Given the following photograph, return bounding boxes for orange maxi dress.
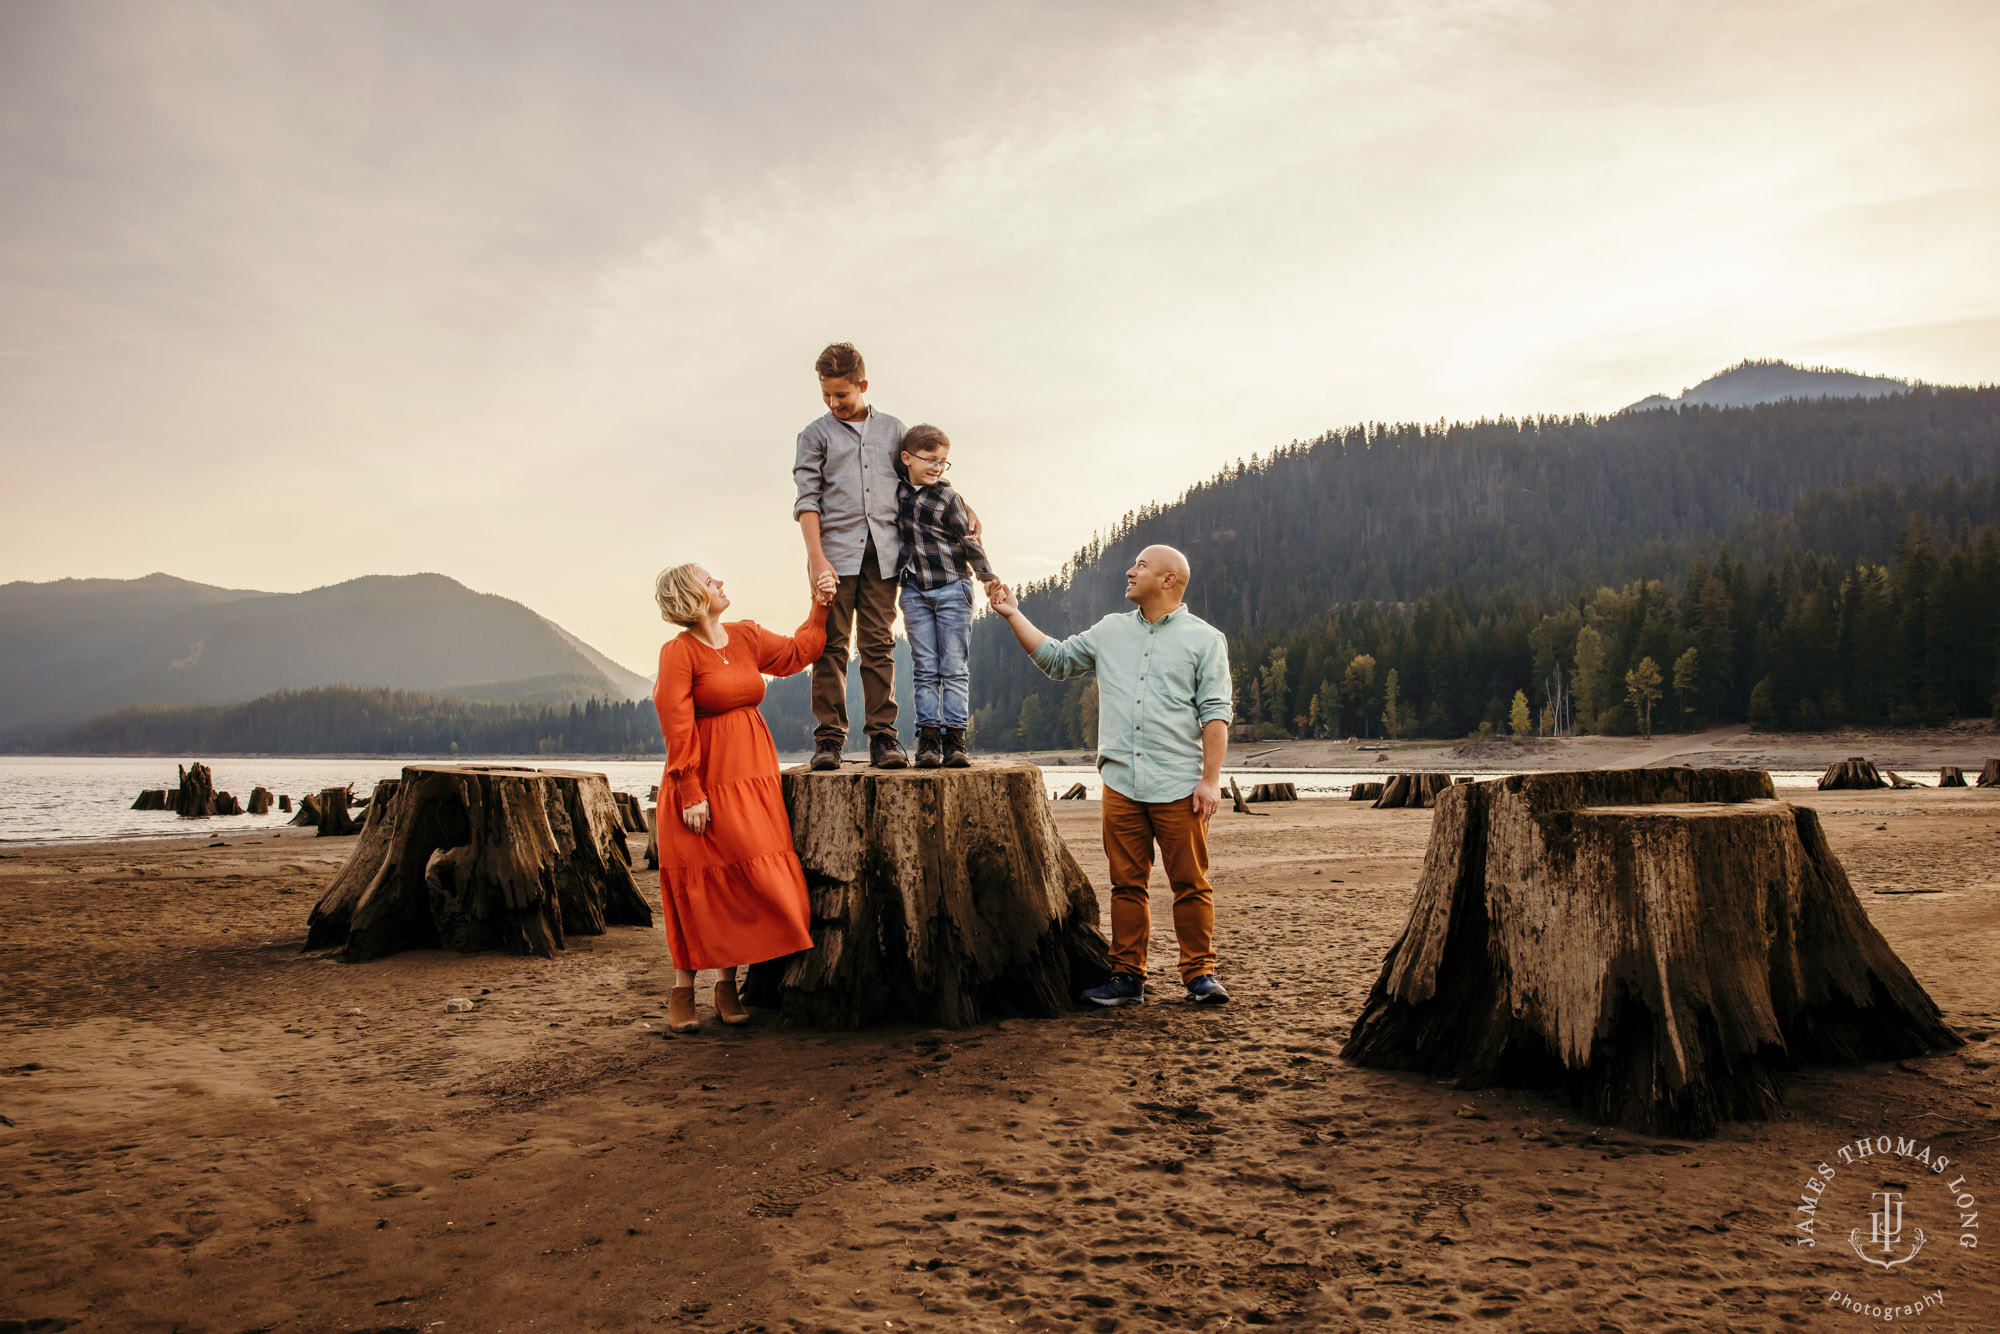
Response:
[651,607,827,971]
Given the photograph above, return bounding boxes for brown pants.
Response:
[1101,785,1216,983]
[812,541,900,746]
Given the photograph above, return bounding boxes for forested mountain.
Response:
[55,686,662,756]
[1622,358,1910,413]
[0,572,650,742]
[967,385,2000,747]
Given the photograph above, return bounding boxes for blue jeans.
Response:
[900,579,974,729]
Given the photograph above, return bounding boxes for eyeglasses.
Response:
[905,455,951,473]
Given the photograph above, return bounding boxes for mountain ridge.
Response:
[1621,358,1910,413]
[0,571,650,742]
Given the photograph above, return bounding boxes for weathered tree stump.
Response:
[1349,781,1384,802]
[1342,768,1962,1137]
[612,791,650,834]
[246,787,274,815]
[1057,782,1088,800]
[1818,756,1886,790]
[212,791,244,816]
[1884,770,1919,790]
[643,806,658,870]
[1978,759,2000,788]
[278,794,293,812]
[311,786,359,837]
[1938,766,1967,787]
[1226,777,1265,816]
[742,763,1112,1029]
[1246,782,1297,802]
[303,765,652,961]
[1374,773,1452,808]
[131,789,170,811]
[174,763,216,818]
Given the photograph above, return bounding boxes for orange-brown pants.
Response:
[1101,785,1215,983]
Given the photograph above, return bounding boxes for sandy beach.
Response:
[3,781,1998,1332]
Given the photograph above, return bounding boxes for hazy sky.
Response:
[4,0,1997,673]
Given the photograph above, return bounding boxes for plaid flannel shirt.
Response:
[896,480,995,590]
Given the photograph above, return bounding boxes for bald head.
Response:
[1124,544,1192,615]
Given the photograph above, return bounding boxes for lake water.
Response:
[0,755,1830,846]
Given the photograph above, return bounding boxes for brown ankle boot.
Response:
[666,985,700,1033]
[713,978,750,1026]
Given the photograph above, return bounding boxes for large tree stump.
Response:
[312,786,359,836]
[1818,756,1887,790]
[1938,766,1967,787]
[303,765,652,961]
[1342,768,1961,1136]
[743,763,1111,1029]
[1374,773,1452,808]
[174,763,216,818]
[1978,759,2000,788]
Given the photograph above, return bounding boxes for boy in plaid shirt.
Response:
[896,424,998,768]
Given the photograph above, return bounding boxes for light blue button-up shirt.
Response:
[1030,605,1233,804]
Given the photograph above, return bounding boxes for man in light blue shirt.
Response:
[989,545,1234,1007]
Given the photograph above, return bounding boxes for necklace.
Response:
[693,627,730,663]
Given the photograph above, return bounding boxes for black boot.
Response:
[810,737,844,771]
[870,732,910,770]
[942,726,971,768]
[914,726,944,769]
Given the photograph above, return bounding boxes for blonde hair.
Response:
[654,563,709,627]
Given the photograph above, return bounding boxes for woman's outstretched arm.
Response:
[746,603,830,678]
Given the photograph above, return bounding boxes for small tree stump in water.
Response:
[131,789,170,811]
[742,763,1112,1029]
[313,787,359,837]
[1938,766,1966,788]
[174,763,216,818]
[1341,768,1961,1137]
[1818,756,1887,790]
[1349,781,1384,802]
[304,764,652,961]
[1374,773,1452,809]
[212,791,244,816]
[247,787,274,815]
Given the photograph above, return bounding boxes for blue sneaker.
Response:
[1082,973,1146,1007]
[1185,974,1230,1005]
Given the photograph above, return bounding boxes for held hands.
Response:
[1190,779,1222,821]
[808,559,837,606]
[680,800,711,836]
[985,580,1017,617]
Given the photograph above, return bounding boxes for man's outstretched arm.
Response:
[986,581,1047,655]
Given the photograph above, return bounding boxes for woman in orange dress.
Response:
[651,561,831,1033]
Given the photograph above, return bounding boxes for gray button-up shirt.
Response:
[792,409,907,577]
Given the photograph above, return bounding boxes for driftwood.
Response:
[1373,773,1453,809]
[304,765,652,961]
[1245,782,1298,802]
[1057,782,1088,800]
[246,787,274,815]
[1884,770,1919,790]
[742,764,1111,1028]
[174,763,216,818]
[1817,756,1886,790]
[1226,777,1265,816]
[1349,781,1384,802]
[1938,766,1967,788]
[1342,768,1962,1136]
[1979,759,2000,788]
[131,789,170,811]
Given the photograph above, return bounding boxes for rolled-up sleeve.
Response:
[792,426,824,518]
[1194,633,1234,727]
[1030,625,1099,681]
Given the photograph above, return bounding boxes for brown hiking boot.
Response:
[810,738,844,771]
[713,978,749,1026]
[914,726,944,769]
[870,733,909,770]
[942,726,971,768]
